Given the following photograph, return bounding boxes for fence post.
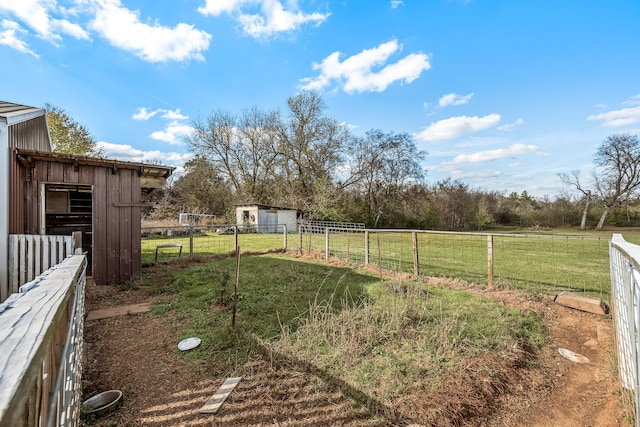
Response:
[298,225,303,252]
[234,225,239,254]
[189,226,194,258]
[365,230,370,266]
[283,224,287,250]
[325,228,330,260]
[412,231,419,276]
[72,231,82,254]
[487,234,494,288]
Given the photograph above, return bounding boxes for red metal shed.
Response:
[10,150,173,285]
[1,100,173,294]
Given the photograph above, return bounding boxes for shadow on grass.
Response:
[254,340,408,425]
[144,254,381,363]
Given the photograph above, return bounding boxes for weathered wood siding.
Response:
[13,159,142,285]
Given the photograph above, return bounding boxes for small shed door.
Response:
[41,183,93,273]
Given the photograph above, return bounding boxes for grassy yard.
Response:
[141,225,640,300]
[137,253,547,423]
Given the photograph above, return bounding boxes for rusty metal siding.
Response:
[8,116,51,152]
[12,158,144,285]
[92,166,107,284]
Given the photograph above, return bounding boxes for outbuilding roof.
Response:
[235,204,300,212]
[15,149,174,191]
[0,101,46,126]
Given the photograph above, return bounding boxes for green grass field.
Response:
[139,254,547,424]
[141,226,640,300]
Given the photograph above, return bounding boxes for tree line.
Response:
[44,96,640,231]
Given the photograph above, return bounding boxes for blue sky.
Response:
[1,0,639,198]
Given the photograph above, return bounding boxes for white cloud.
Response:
[133,106,193,144]
[390,1,404,8]
[0,0,212,62]
[438,92,473,107]
[198,0,329,38]
[161,109,188,120]
[0,19,39,57]
[133,107,187,121]
[239,1,328,38]
[150,120,194,144]
[96,141,193,165]
[0,0,89,50]
[622,94,640,107]
[300,39,431,94]
[414,114,501,141]
[52,18,88,40]
[447,143,539,164]
[133,107,159,120]
[497,118,524,131]
[198,0,248,16]
[450,169,501,180]
[587,106,640,128]
[89,0,211,62]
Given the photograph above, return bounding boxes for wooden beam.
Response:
[113,202,155,208]
[199,377,242,414]
[140,176,167,189]
[14,149,174,177]
[554,291,610,315]
[85,303,151,321]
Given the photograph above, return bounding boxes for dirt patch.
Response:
[82,256,629,426]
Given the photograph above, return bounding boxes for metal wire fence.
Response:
[323,229,611,299]
[141,224,289,265]
[141,225,611,299]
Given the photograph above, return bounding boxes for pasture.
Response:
[141,226,633,300]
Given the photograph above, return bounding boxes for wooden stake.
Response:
[232,247,240,327]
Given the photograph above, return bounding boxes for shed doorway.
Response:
[42,183,93,274]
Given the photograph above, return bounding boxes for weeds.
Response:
[141,254,548,424]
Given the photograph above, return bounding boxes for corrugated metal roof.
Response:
[0,101,45,125]
[15,149,175,178]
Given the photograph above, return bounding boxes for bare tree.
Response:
[558,170,592,230]
[187,92,351,215]
[592,133,640,230]
[348,129,426,227]
[188,107,279,203]
[275,91,351,213]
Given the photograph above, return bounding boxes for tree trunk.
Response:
[580,191,591,230]
[595,206,610,231]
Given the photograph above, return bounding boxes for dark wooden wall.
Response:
[11,158,143,285]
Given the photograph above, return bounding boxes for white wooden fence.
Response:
[0,255,87,427]
[5,234,76,301]
[609,234,640,427]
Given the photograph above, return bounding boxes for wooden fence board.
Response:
[0,255,85,427]
[199,377,242,414]
[5,235,75,301]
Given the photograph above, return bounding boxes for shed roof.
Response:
[0,101,46,126]
[235,203,299,211]
[15,149,174,190]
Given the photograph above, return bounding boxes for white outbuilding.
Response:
[235,204,301,233]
